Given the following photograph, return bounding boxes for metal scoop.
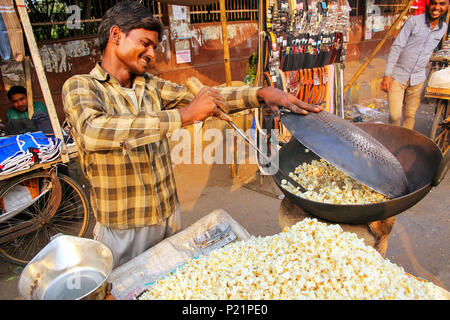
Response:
[280,111,409,198]
[185,77,307,193]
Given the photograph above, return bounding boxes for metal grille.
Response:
[371,0,411,15]
[189,0,258,23]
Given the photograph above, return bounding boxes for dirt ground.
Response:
[0,59,448,299]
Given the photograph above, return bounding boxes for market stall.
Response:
[257,0,351,115]
[13,0,450,301]
[243,0,351,196]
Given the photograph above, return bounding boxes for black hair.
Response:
[7,85,27,101]
[98,1,164,53]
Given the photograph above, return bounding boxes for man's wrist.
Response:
[178,107,194,127]
[256,87,269,103]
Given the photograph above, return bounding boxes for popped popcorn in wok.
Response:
[138,219,446,300]
[281,158,389,204]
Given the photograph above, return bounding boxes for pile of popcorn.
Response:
[281,158,389,204]
[138,219,445,300]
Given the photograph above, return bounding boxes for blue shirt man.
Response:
[380,0,448,130]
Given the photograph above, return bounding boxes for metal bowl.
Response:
[18,234,113,300]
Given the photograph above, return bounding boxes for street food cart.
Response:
[11,0,450,301]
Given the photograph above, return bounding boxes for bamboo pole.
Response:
[23,56,33,119]
[443,9,450,43]
[256,0,264,86]
[14,0,69,163]
[343,0,414,95]
[220,0,232,85]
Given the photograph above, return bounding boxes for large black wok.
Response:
[272,123,448,224]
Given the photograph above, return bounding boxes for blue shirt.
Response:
[384,14,448,86]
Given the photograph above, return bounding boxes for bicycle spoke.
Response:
[0,172,90,265]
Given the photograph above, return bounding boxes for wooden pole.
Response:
[343,0,414,95]
[256,0,264,86]
[23,56,33,119]
[443,9,450,43]
[14,0,69,163]
[219,0,232,85]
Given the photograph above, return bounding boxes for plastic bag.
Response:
[108,209,251,300]
[428,67,450,89]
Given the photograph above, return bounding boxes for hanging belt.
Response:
[318,67,325,104]
[319,66,329,104]
[320,66,327,105]
[310,67,320,104]
[304,68,313,103]
[263,72,274,87]
[315,67,323,104]
[297,68,305,101]
[275,73,284,91]
[313,67,322,104]
[279,70,287,92]
[263,34,271,72]
[291,70,299,95]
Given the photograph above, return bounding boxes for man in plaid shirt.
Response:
[63,1,321,267]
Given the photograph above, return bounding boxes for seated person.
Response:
[5,86,52,136]
[6,85,48,121]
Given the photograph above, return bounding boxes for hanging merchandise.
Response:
[255,0,350,176]
[0,13,12,61]
[261,0,350,110]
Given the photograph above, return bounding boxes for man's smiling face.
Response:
[428,0,449,20]
[115,28,159,75]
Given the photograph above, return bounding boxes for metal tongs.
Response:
[185,77,307,193]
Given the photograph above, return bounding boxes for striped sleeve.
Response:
[214,85,263,111]
[62,75,182,152]
[150,75,263,113]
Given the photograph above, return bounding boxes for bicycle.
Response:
[426,56,449,156]
[0,145,91,266]
[430,98,449,156]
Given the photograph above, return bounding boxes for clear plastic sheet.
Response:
[108,209,250,300]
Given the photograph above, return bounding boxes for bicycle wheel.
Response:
[0,171,90,265]
[430,100,449,155]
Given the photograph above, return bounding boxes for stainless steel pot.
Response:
[18,234,113,300]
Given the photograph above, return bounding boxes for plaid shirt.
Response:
[62,63,262,229]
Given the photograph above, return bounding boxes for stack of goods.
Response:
[0,132,62,175]
[281,158,389,204]
[433,39,450,59]
[262,0,350,115]
[138,218,446,299]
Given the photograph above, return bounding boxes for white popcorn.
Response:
[280,159,389,204]
[138,219,445,300]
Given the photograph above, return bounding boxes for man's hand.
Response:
[179,87,230,126]
[256,87,322,122]
[380,76,392,93]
